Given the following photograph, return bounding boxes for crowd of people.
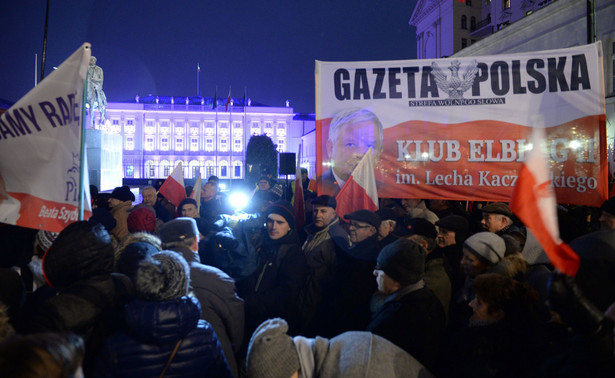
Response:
[1,173,615,377]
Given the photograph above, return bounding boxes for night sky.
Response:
[0,1,418,114]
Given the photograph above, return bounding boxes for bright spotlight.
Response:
[229,192,249,210]
[219,183,227,191]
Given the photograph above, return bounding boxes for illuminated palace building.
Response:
[99,96,304,181]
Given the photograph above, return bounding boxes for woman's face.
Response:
[461,249,490,278]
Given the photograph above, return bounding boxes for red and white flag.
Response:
[159,161,186,207]
[0,43,92,232]
[294,146,305,231]
[190,172,202,211]
[510,128,580,276]
[335,148,379,219]
[225,87,232,112]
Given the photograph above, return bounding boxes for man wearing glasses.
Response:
[316,209,382,337]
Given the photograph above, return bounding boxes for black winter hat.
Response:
[436,215,469,244]
[266,200,296,230]
[396,216,437,239]
[110,185,135,202]
[344,209,381,228]
[116,241,159,280]
[43,221,114,288]
[377,238,425,285]
[600,197,615,217]
[482,202,513,218]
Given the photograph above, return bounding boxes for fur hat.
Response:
[464,232,506,266]
[247,318,300,378]
[482,202,513,218]
[35,230,59,251]
[110,185,135,202]
[127,207,156,233]
[266,200,296,230]
[135,251,190,301]
[159,217,199,243]
[43,221,114,288]
[344,209,381,228]
[377,238,425,285]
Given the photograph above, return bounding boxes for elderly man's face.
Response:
[437,227,456,248]
[348,220,376,244]
[313,205,336,228]
[481,213,507,233]
[142,188,157,206]
[327,121,382,182]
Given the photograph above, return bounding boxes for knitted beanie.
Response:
[134,250,190,301]
[377,238,425,285]
[127,207,157,233]
[35,230,59,251]
[266,200,296,230]
[464,232,506,265]
[247,318,300,378]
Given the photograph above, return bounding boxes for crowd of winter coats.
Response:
[1,180,615,377]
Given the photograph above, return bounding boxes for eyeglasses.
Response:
[349,222,372,230]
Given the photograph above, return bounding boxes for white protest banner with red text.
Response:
[316,42,607,206]
[0,43,92,232]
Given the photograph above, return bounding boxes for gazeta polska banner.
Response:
[315,42,607,207]
[0,43,92,232]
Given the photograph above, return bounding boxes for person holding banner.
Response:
[319,108,383,195]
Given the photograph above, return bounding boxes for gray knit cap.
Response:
[247,318,300,378]
[463,232,506,265]
[134,250,190,301]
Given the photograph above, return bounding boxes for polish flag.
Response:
[335,148,379,219]
[190,172,202,212]
[159,161,187,207]
[225,87,232,112]
[294,146,305,231]
[510,128,580,276]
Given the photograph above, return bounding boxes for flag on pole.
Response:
[213,86,218,110]
[510,128,580,276]
[190,172,202,212]
[335,148,379,219]
[159,161,187,207]
[197,63,201,72]
[225,87,231,112]
[294,146,305,231]
[0,43,92,232]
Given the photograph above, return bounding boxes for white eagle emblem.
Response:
[431,60,479,99]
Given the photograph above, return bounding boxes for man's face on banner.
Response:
[327,120,382,182]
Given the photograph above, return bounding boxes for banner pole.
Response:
[78,65,89,221]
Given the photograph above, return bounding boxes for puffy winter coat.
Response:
[94,296,231,377]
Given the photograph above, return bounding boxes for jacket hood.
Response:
[43,221,114,288]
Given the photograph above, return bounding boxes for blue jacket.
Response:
[94,296,231,377]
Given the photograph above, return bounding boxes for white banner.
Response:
[0,43,92,232]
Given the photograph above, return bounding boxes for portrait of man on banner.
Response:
[319,107,383,195]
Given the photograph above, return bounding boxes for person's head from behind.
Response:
[326,108,383,183]
[311,195,337,228]
[178,198,199,218]
[374,238,425,295]
[247,318,300,378]
[599,198,615,231]
[160,217,200,252]
[141,186,157,206]
[469,273,539,325]
[0,332,85,378]
[134,251,190,302]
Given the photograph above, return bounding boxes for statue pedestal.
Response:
[85,129,123,191]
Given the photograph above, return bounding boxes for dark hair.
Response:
[472,273,539,323]
[0,332,85,378]
[178,198,198,214]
